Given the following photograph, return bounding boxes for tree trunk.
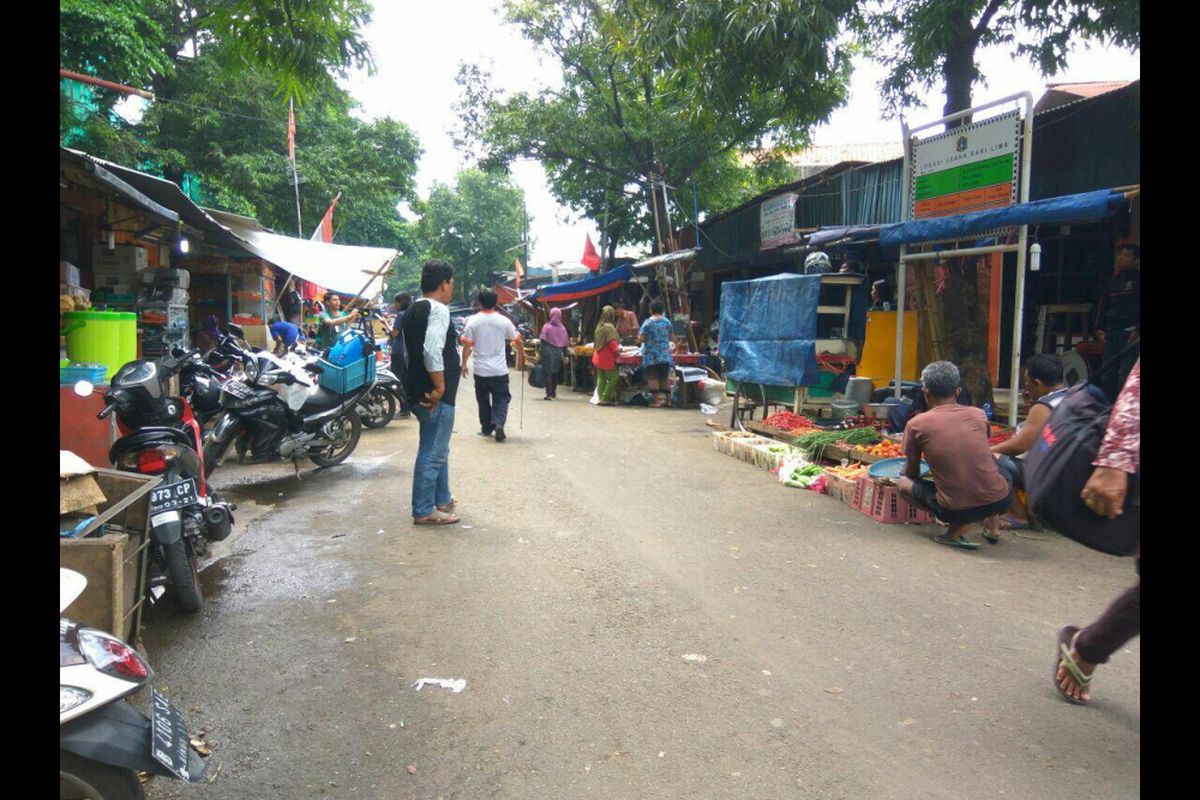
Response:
[934,12,992,406]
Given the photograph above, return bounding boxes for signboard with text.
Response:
[910,110,1020,219]
[759,192,798,250]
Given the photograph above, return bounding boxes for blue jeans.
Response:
[411,403,454,517]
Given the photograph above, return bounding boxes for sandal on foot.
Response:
[413,510,460,526]
[934,533,980,550]
[1054,625,1091,705]
[999,514,1032,531]
[437,497,456,513]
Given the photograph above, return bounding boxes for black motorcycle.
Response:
[98,350,237,612]
[202,341,371,478]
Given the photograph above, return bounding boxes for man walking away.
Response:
[399,261,461,525]
[388,292,413,419]
[461,289,522,442]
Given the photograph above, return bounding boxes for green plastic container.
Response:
[63,310,136,380]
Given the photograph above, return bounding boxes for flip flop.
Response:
[999,514,1032,530]
[413,510,460,526]
[934,533,980,550]
[1054,625,1091,705]
[981,520,1000,544]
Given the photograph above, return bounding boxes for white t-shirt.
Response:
[461,311,518,377]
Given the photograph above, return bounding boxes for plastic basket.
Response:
[317,355,376,393]
[60,363,108,386]
[854,477,936,525]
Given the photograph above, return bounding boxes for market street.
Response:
[141,375,1140,800]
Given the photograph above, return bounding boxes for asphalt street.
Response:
[141,373,1140,799]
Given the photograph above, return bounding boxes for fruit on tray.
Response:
[855,440,904,458]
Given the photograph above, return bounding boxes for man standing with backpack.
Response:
[399,261,461,525]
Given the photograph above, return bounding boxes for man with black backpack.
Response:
[1054,358,1140,705]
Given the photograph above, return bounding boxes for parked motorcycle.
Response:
[77,350,236,613]
[201,344,370,478]
[291,331,397,430]
[60,568,206,799]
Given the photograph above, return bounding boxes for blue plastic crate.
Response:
[317,355,376,393]
[60,363,108,386]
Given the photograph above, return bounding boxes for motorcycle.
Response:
[201,340,371,478]
[60,568,207,799]
[292,328,397,430]
[77,350,236,613]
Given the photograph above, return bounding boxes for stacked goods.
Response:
[854,439,904,459]
[761,411,819,432]
[841,415,889,431]
[137,268,191,357]
[92,245,149,308]
[752,442,805,471]
[792,428,880,462]
[823,463,869,503]
[712,431,773,462]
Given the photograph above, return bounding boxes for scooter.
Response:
[201,342,370,479]
[60,568,206,799]
[290,338,397,430]
[77,350,236,613]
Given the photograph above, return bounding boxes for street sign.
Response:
[910,109,1020,219]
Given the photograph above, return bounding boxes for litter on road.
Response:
[412,678,467,693]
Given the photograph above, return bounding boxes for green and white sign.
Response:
[910,110,1020,219]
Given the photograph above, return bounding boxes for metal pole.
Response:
[894,245,907,398]
[1009,226,1029,427]
[290,98,303,237]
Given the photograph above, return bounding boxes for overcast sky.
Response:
[342,2,1140,266]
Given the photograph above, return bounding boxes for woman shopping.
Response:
[538,307,570,400]
[592,306,621,406]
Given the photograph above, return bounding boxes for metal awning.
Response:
[62,149,179,227]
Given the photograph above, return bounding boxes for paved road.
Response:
[143,374,1139,799]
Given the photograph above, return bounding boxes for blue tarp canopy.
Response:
[880,189,1126,246]
[719,273,823,387]
[534,264,631,304]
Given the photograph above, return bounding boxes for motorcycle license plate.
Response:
[149,687,195,781]
[222,379,254,399]
[149,479,198,513]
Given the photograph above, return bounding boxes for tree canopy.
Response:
[455,0,851,257]
[402,169,527,301]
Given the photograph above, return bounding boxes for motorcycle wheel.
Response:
[311,410,362,468]
[361,386,397,429]
[164,538,203,612]
[59,751,145,800]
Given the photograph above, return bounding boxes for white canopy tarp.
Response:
[205,209,395,297]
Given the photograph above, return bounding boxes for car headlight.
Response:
[60,686,92,714]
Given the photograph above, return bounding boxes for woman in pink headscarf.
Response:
[538,307,570,400]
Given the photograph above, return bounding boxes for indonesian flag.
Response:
[310,192,342,243]
[287,99,296,162]
[582,233,601,271]
[514,257,525,288]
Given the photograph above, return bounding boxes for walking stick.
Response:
[520,352,525,430]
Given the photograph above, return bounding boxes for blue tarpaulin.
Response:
[880,189,1125,246]
[534,264,631,304]
[719,273,823,387]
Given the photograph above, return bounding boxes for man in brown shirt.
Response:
[898,361,1013,550]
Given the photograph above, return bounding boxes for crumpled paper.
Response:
[411,678,466,693]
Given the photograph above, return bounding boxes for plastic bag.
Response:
[779,454,823,488]
[699,403,719,415]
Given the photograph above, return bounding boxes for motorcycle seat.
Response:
[301,386,347,414]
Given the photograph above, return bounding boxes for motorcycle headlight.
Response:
[60,685,92,714]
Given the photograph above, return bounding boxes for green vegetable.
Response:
[791,428,881,462]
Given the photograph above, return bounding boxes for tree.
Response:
[416,169,528,301]
[455,0,851,259]
[851,0,1139,403]
[60,0,375,107]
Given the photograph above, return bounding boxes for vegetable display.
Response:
[783,463,824,488]
[761,411,819,432]
[791,428,880,461]
[855,440,904,459]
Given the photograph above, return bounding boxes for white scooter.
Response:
[60,568,206,799]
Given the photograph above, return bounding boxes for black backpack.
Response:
[1024,349,1139,556]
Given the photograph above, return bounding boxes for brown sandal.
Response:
[413,510,460,525]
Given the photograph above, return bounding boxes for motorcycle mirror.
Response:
[73,380,95,398]
[226,322,246,339]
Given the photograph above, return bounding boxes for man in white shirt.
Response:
[461,289,522,442]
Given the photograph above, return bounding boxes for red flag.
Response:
[582,233,601,271]
[287,99,296,162]
[310,192,342,242]
[514,257,525,289]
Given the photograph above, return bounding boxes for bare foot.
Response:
[1056,631,1095,703]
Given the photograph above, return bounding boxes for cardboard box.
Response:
[60,260,81,286]
[92,245,149,274]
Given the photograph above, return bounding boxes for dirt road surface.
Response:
[142,375,1139,799]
